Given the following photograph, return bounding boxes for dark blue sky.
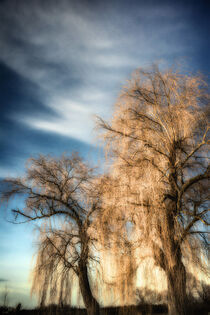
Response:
[0,0,209,308]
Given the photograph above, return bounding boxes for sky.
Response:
[0,0,209,308]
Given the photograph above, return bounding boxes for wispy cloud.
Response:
[0,0,197,144]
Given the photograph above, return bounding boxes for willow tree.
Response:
[95,174,139,306]
[99,65,209,315]
[1,154,100,315]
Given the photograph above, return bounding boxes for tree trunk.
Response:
[166,260,188,315]
[161,198,188,315]
[78,261,100,315]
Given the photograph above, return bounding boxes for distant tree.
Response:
[15,302,22,313]
[1,285,9,307]
[1,154,100,315]
[99,65,209,315]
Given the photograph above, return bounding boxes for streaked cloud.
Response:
[0,0,201,145]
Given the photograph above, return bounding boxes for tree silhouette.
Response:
[1,153,100,315]
[99,65,209,315]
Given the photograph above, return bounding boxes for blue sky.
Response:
[0,0,209,308]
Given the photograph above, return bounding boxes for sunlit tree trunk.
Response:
[78,261,100,315]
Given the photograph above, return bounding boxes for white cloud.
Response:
[0,0,194,143]
[16,90,113,144]
[23,101,94,144]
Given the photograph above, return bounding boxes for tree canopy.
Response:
[1,153,100,314]
[98,65,209,315]
[1,65,209,315]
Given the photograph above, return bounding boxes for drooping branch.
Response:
[179,209,209,243]
[179,127,209,169]
[179,168,210,200]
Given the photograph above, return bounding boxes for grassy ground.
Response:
[0,302,209,315]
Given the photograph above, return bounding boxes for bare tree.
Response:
[1,153,100,315]
[98,65,209,315]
